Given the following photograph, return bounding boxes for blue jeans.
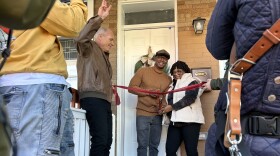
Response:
[136,115,162,156]
[0,84,74,156]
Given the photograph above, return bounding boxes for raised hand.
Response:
[98,0,112,20]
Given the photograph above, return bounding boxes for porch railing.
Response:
[72,108,116,156]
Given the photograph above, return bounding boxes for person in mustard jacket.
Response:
[0,1,88,155]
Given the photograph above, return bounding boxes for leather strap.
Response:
[231,19,280,74]
[225,19,280,149]
[228,80,242,135]
[224,79,242,148]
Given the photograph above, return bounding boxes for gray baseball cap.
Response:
[155,49,170,60]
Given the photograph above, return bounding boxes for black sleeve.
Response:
[172,81,199,111]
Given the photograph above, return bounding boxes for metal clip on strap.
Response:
[227,130,242,156]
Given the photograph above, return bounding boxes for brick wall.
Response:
[177,0,217,155]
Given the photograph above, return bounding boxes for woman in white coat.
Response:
[161,61,204,156]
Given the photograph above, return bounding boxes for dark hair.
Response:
[170,61,191,75]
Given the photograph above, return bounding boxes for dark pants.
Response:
[80,97,112,156]
[166,123,201,156]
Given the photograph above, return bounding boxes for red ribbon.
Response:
[0,25,10,34]
[112,86,121,105]
[112,82,206,105]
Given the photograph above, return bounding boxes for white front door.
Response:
[123,27,176,156]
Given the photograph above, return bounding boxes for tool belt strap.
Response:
[231,19,280,74]
[225,19,280,147]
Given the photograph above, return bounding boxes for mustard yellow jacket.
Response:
[0,0,88,78]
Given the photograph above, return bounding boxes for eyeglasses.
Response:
[156,56,168,61]
[172,69,184,75]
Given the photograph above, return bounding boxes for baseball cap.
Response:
[155,49,170,60]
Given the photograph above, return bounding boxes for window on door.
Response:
[125,9,174,25]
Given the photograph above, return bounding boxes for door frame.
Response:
[117,0,178,155]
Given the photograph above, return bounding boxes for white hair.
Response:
[93,27,110,41]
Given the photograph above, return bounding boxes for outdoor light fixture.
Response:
[192,17,206,34]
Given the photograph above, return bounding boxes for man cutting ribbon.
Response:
[128,49,172,156]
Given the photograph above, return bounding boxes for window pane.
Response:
[60,38,77,60]
[125,9,174,25]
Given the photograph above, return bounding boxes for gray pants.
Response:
[136,115,162,156]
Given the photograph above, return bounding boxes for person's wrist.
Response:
[97,14,105,20]
[100,15,106,20]
[168,105,172,112]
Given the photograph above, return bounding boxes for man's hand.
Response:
[98,0,112,20]
[202,79,212,91]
